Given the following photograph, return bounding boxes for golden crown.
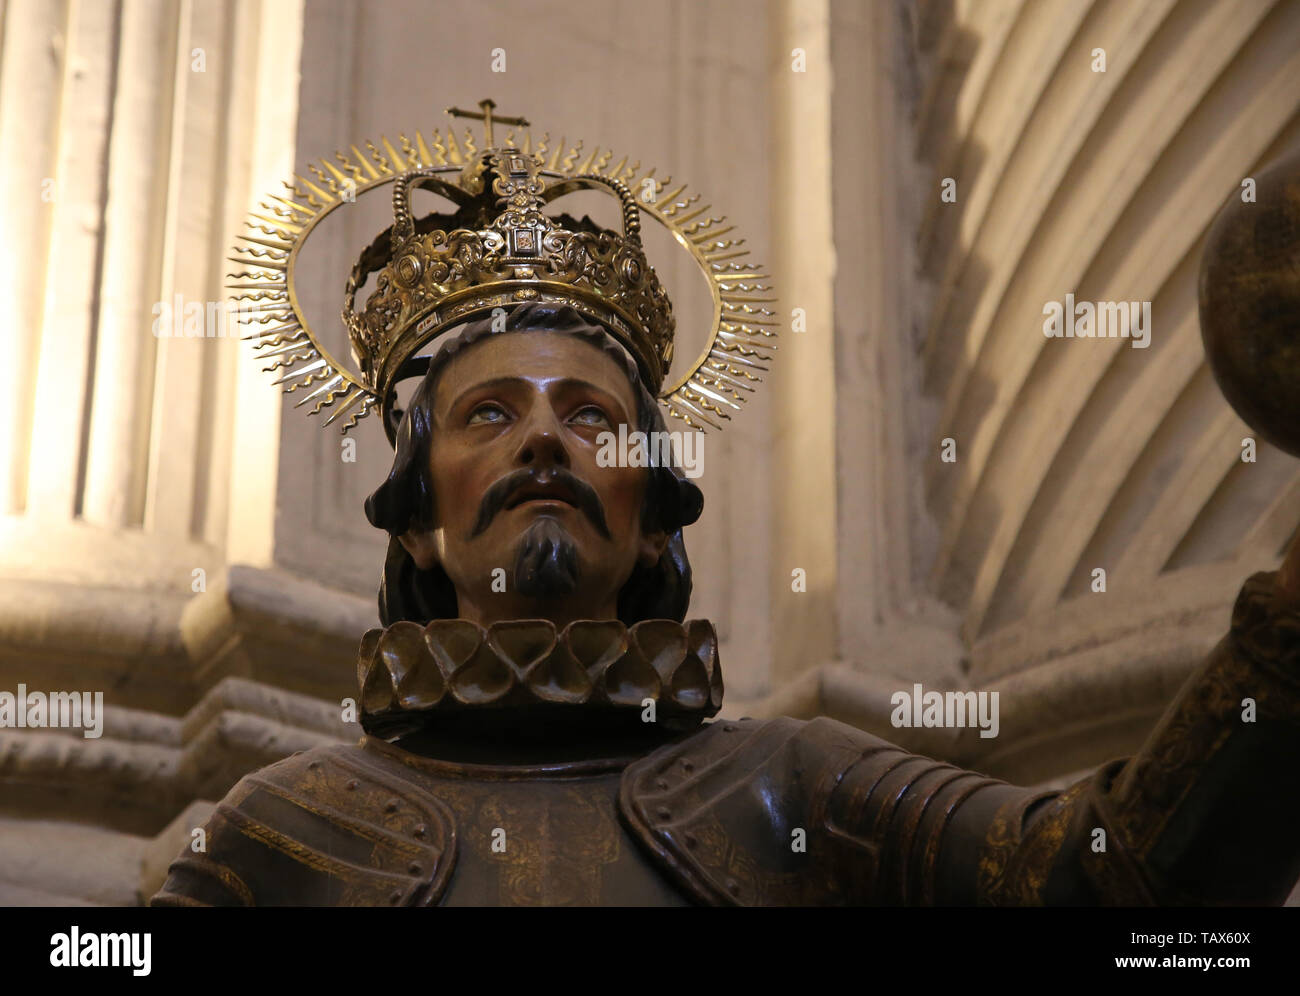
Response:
[232,99,775,441]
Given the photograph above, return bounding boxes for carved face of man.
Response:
[396,331,669,628]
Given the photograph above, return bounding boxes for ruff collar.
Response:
[357,618,723,737]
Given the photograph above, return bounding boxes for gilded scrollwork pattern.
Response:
[355,149,675,396]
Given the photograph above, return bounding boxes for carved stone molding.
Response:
[180,564,378,702]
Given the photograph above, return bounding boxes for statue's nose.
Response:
[513,404,570,470]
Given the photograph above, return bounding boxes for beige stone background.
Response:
[0,0,1298,904]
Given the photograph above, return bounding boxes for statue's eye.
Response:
[467,403,509,425]
[570,405,611,428]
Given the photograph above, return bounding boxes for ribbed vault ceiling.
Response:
[914,0,1300,645]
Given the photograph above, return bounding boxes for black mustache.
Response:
[468,467,610,539]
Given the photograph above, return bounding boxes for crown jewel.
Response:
[232,99,776,442]
[346,151,676,417]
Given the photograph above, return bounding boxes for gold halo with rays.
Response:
[230,109,776,436]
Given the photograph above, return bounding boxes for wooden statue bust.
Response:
[153,112,1300,907]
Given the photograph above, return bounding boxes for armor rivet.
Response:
[681,759,694,773]
[655,779,668,790]
[723,724,737,732]
[385,798,399,812]
[346,779,359,790]
[389,892,401,904]
[413,823,427,839]
[727,879,740,896]
[308,761,320,771]
[656,807,671,821]
[408,862,421,875]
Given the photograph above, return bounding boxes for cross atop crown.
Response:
[445,98,531,149]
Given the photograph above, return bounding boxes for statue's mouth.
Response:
[506,482,578,509]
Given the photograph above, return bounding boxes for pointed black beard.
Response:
[513,516,580,598]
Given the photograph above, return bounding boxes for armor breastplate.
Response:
[152,735,694,906]
[152,716,1017,906]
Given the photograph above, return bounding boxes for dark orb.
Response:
[1199,149,1300,457]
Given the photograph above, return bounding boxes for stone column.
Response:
[0,0,308,905]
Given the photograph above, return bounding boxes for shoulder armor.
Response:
[620,715,1017,905]
[619,716,881,905]
[152,743,457,906]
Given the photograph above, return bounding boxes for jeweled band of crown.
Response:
[231,99,776,442]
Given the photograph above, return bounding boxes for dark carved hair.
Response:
[363,302,705,626]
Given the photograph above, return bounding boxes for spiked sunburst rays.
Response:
[231,123,776,434]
